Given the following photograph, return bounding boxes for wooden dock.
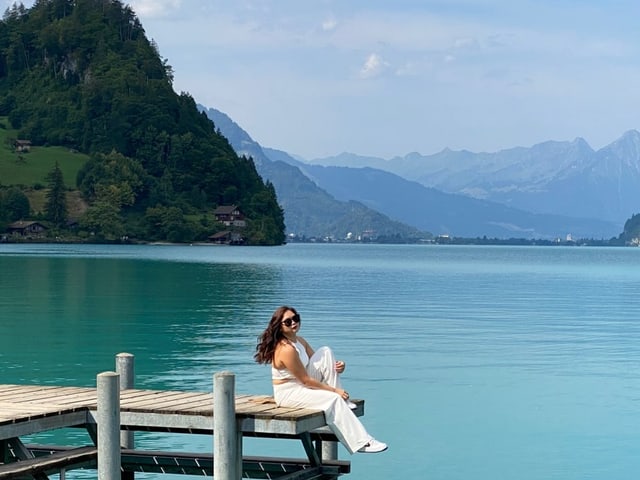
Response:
[0,356,364,479]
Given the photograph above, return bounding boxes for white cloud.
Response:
[359,53,389,79]
[453,37,478,49]
[396,61,423,77]
[3,0,640,158]
[322,17,337,31]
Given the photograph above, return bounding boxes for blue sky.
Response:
[5,0,640,159]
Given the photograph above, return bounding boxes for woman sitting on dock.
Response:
[254,305,388,454]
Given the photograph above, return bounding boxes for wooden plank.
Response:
[17,386,94,400]
[233,394,261,405]
[0,387,95,410]
[119,388,185,400]
[0,403,59,414]
[0,386,57,402]
[24,387,98,406]
[171,399,215,413]
[119,390,195,411]
[120,389,190,401]
[169,393,270,413]
[125,392,213,408]
[243,395,275,405]
[0,385,34,397]
[241,405,322,421]
[118,389,162,399]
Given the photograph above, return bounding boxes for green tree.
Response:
[143,205,204,243]
[77,151,145,204]
[45,161,67,226]
[2,187,30,221]
[80,199,124,241]
[0,0,286,245]
[79,181,135,241]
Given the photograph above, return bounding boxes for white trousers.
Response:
[273,346,372,454]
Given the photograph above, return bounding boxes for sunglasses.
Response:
[282,314,301,327]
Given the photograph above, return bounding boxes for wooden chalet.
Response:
[213,205,246,228]
[14,139,32,152]
[6,221,47,238]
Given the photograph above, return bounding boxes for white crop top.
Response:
[272,340,308,380]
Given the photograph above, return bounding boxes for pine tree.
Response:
[45,162,68,227]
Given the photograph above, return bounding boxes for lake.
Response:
[1,243,639,479]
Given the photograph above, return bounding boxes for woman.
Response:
[254,305,387,454]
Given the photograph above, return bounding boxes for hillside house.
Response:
[14,139,32,152]
[6,221,47,238]
[213,205,246,228]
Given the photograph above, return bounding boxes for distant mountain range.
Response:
[309,133,640,226]
[200,106,424,240]
[200,105,625,240]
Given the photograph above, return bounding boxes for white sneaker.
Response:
[347,401,357,409]
[357,438,388,453]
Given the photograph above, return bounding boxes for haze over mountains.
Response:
[201,106,423,240]
[310,133,640,226]
[201,105,632,240]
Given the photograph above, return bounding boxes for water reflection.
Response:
[0,254,282,390]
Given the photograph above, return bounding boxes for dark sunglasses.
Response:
[282,314,301,327]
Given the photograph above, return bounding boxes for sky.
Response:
[4,0,640,160]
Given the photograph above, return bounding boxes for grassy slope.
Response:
[0,117,89,216]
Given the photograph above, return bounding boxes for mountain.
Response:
[199,106,427,240]
[309,134,640,225]
[0,1,284,245]
[201,106,618,239]
[290,164,617,239]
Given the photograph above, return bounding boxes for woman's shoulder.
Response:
[275,339,297,362]
[276,339,295,352]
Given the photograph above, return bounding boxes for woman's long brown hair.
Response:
[254,306,298,364]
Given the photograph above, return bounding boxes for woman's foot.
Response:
[357,438,388,453]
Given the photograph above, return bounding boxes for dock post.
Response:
[116,353,134,480]
[214,371,241,480]
[97,371,121,480]
[321,441,338,461]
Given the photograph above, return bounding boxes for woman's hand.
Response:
[334,387,350,401]
[335,360,345,374]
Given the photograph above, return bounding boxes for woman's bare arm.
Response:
[275,342,349,400]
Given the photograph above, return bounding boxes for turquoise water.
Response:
[1,243,639,479]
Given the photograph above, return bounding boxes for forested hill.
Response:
[0,0,285,245]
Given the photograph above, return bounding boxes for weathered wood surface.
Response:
[0,384,360,479]
[0,384,363,437]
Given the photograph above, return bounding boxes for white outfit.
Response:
[272,342,372,454]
